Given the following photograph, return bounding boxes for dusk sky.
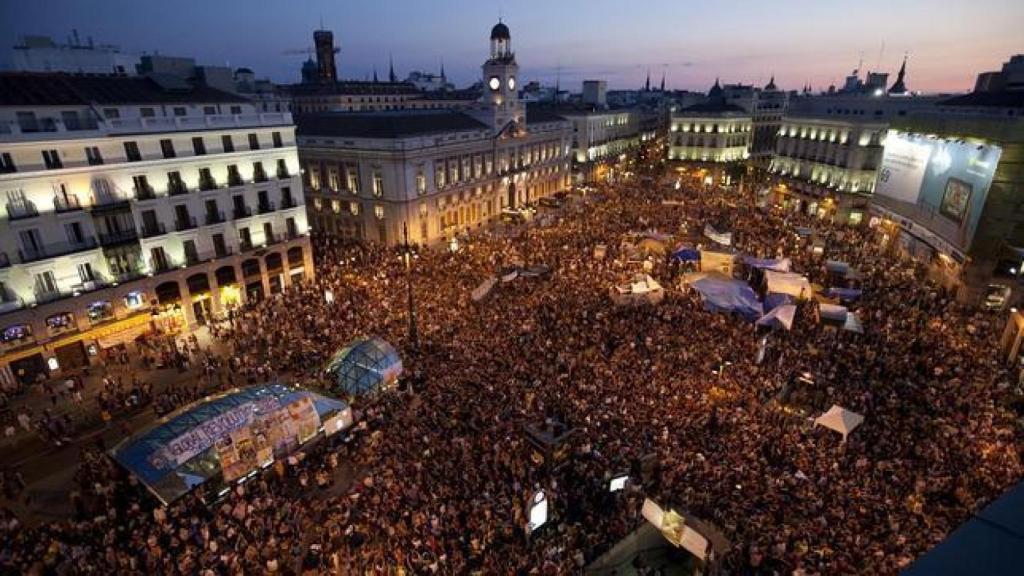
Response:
[1,0,1020,93]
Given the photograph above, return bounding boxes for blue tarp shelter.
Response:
[742,256,792,272]
[692,277,763,322]
[764,292,793,312]
[111,384,348,505]
[904,481,1024,576]
[827,287,863,303]
[672,247,700,262]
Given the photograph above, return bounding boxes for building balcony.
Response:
[280,197,298,210]
[53,195,82,212]
[6,201,39,220]
[34,288,68,305]
[253,172,269,184]
[168,182,190,196]
[98,228,139,246]
[239,239,254,252]
[19,237,98,263]
[199,178,219,192]
[205,211,226,225]
[257,201,276,214]
[233,206,252,219]
[276,167,291,179]
[175,216,198,232]
[214,246,234,259]
[227,175,245,187]
[134,185,157,201]
[149,257,181,275]
[141,222,167,238]
[92,192,132,211]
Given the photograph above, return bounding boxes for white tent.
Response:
[612,274,665,306]
[814,405,865,441]
[471,277,498,302]
[756,304,797,331]
[765,270,813,300]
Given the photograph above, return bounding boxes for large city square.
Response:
[0,1,1022,574]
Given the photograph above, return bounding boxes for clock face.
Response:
[489,76,501,91]
[507,77,516,90]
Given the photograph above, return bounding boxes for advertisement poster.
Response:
[939,178,972,222]
[288,397,321,443]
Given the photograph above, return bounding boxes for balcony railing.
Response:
[141,222,167,238]
[149,257,181,274]
[239,239,254,252]
[199,178,218,191]
[98,228,139,246]
[227,174,244,187]
[63,117,100,131]
[6,201,39,220]
[35,288,68,305]
[265,232,279,245]
[233,206,252,219]
[205,211,226,225]
[168,181,189,196]
[53,195,82,212]
[253,171,269,183]
[214,246,234,259]
[276,167,291,179]
[92,192,132,209]
[280,197,297,209]
[175,216,198,231]
[19,237,98,263]
[257,201,276,214]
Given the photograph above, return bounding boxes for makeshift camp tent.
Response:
[471,277,498,302]
[765,270,813,300]
[111,384,350,505]
[691,277,762,321]
[671,246,700,263]
[826,287,863,303]
[703,224,732,246]
[818,303,862,332]
[594,244,607,260]
[519,265,553,278]
[637,238,667,256]
[611,274,665,306]
[701,249,738,275]
[325,337,403,396]
[814,405,865,441]
[743,256,792,272]
[757,304,797,331]
[764,292,793,312]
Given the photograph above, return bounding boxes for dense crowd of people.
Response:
[1,163,1022,574]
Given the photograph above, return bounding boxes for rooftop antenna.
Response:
[856,51,863,74]
[319,14,324,30]
[555,59,561,92]
[876,40,885,72]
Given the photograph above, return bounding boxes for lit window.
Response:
[372,172,383,197]
[374,205,384,219]
[416,169,426,194]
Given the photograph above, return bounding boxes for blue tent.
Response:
[692,277,763,322]
[111,384,348,504]
[826,287,863,302]
[672,247,700,262]
[742,256,791,272]
[904,481,1024,576]
[764,292,793,313]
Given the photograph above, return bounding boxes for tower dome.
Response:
[491,21,511,40]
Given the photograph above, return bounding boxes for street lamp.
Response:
[402,222,419,354]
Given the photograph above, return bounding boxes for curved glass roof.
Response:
[111,383,347,504]
[325,336,403,397]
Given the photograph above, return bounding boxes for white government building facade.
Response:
[299,21,572,245]
[0,73,312,383]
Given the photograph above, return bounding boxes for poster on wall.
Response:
[939,178,973,222]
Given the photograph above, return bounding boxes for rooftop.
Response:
[678,101,749,114]
[940,91,1024,108]
[0,72,248,107]
[288,80,422,97]
[297,109,488,139]
[525,105,570,124]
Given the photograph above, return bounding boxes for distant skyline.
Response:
[0,0,1021,93]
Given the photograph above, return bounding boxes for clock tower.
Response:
[481,20,524,133]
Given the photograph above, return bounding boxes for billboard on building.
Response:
[873,131,1001,252]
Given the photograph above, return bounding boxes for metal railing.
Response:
[141,222,167,238]
[199,177,218,191]
[19,237,98,263]
[257,201,276,214]
[175,216,198,231]
[98,228,139,246]
[168,181,189,196]
[5,201,39,220]
[233,206,252,219]
[53,195,82,212]
[205,211,226,225]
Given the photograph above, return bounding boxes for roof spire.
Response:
[660,69,665,92]
[373,67,378,83]
[644,68,650,91]
[388,53,396,83]
[440,58,446,81]
[889,53,909,94]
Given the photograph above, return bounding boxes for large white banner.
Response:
[875,133,932,203]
